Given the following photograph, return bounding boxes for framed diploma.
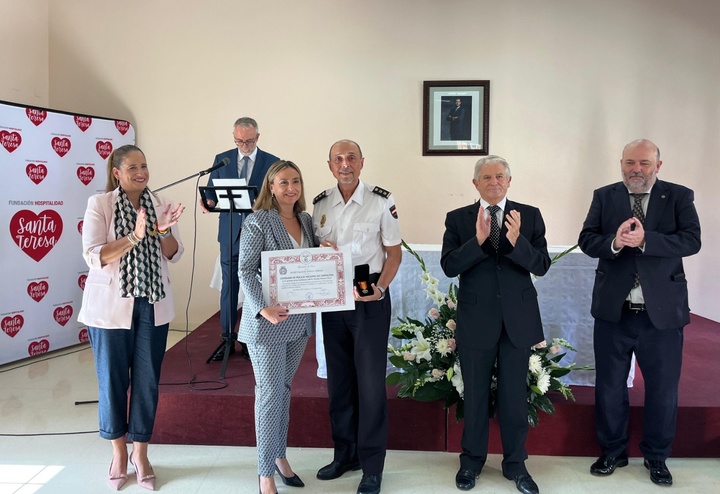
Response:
[261,246,355,314]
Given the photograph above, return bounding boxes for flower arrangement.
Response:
[387,241,589,425]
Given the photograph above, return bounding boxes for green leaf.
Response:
[386,372,405,385]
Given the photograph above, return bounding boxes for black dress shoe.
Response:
[590,453,629,476]
[316,460,361,480]
[357,474,382,494]
[275,466,304,487]
[644,459,673,486]
[211,341,235,361]
[455,468,480,490]
[505,474,539,494]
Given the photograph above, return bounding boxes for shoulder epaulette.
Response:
[371,186,391,198]
[313,190,328,204]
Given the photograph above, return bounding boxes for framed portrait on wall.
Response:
[422,80,490,156]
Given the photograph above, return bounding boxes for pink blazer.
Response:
[77,189,184,329]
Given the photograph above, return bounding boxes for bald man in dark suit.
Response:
[579,139,701,486]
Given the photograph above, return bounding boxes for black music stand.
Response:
[199,183,256,379]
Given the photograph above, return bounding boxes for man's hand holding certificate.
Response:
[261,246,355,314]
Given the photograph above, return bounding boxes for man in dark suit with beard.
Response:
[579,139,701,486]
[441,155,550,494]
[203,117,279,362]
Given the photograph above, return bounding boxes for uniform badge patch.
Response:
[320,214,326,228]
[389,205,398,219]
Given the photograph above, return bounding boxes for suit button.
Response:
[496,294,501,299]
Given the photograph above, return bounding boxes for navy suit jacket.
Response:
[441,200,551,349]
[206,147,280,248]
[578,179,701,330]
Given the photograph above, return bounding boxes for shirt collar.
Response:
[479,196,507,211]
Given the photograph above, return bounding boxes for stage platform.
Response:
[154,313,720,457]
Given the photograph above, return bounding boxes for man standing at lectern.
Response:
[441,155,549,494]
[203,117,279,361]
[579,139,701,486]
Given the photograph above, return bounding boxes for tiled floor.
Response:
[1,330,717,493]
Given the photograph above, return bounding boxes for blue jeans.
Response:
[88,297,169,442]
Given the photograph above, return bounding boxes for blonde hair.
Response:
[105,144,144,192]
[253,160,306,213]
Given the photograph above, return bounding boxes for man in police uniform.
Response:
[313,140,401,494]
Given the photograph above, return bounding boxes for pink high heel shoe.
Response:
[107,458,128,490]
[129,452,156,491]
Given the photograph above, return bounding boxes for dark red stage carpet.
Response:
[154,314,720,457]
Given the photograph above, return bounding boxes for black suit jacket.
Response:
[205,147,279,247]
[578,179,701,329]
[441,200,551,349]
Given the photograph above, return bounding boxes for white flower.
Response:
[528,354,543,374]
[431,368,445,380]
[435,338,452,357]
[536,370,551,394]
[446,319,456,331]
[411,330,432,362]
[402,351,415,361]
[446,299,456,310]
[451,361,464,397]
[424,285,439,300]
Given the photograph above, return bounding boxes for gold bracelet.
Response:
[153,222,169,236]
[127,233,138,247]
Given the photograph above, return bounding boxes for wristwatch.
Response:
[376,285,386,300]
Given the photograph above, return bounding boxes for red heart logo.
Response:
[78,328,89,343]
[26,163,48,184]
[54,305,73,326]
[115,120,130,135]
[27,281,49,302]
[78,274,87,290]
[26,108,47,126]
[96,141,113,159]
[2,314,24,338]
[51,136,71,157]
[77,220,83,235]
[77,166,95,185]
[28,339,50,356]
[74,116,92,132]
[9,209,64,262]
[1,130,22,153]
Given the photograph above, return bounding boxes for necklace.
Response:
[279,212,295,220]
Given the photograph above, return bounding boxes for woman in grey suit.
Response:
[238,160,316,494]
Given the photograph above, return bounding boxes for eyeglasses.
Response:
[233,138,257,146]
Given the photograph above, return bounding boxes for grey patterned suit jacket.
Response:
[238,208,316,345]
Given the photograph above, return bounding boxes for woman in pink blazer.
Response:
[78,145,185,491]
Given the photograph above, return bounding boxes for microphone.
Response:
[200,157,230,176]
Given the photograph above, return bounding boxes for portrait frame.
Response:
[422,80,490,156]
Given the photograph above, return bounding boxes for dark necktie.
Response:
[240,156,249,180]
[631,193,647,288]
[487,205,501,250]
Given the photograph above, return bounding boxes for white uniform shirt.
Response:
[312,180,401,274]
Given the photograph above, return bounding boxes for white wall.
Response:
[3,0,718,325]
[0,0,49,106]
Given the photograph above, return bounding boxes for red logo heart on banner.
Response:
[77,220,83,235]
[28,339,50,356]
[78,274,87,290]
[115,120,130,135]
[26,163,48,184]
[54,305,73,326]
[78,328,89,343]
[96,141,113,159]
[51,137,71,157]
[26,108,48,126]
[27,281,49,302]
[1,130,22,153]
[2,315,24,338]
[77,166,95,185]
[9,209,64,262]
[74,116,92,132]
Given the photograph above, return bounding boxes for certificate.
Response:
[261,246,355,314]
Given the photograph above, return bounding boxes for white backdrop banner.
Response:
[0,101,135,365]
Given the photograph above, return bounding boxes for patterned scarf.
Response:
[114,187,165,303]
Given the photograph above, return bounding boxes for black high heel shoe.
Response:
[275,465,305,487]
